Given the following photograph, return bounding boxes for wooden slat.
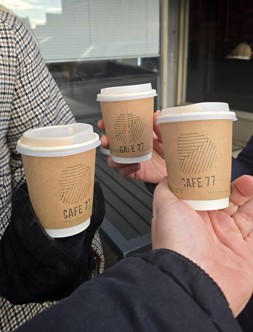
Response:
[95,152,152,239]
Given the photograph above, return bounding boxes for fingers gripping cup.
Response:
[97,83,157,164]
[17,123,100,237]
[157,102,237,210]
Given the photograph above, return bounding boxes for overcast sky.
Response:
[2,0,62,27]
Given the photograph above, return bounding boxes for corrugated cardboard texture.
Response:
[100,97,154,157]
[22,149,96,229]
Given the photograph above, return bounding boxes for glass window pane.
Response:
[7,0,159,63]
[186,0,253,113]
[4,0,159,120]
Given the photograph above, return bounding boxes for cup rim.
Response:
[97,83,157,102]
[17,133,100,157]
[157,111,237,123]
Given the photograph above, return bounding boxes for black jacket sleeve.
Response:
[231,136,253,331]
[17,250,242,332]
[0,181,105,304]
[232,135,253,180]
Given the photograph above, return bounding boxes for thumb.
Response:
[153,177,179,219]
[152,177,189,250]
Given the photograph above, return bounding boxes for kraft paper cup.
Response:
[97,83,157,164]
[17,123,100,237]
[157,102,237,210]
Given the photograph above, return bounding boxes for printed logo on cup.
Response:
[60,163,91,204]
[157,102,237,211]
[178,133,217,174]
[115,113,145,144]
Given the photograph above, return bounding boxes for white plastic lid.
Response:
[96,83,157,102]
[157,102,237,123]
[16,123,100,157]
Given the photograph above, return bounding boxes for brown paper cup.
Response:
[100,98,154,159]
[157,103,237,210]
[97,83,157,164]
[16,123,100,237]
[22,149,95,231]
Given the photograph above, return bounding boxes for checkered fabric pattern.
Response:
[0,6,104,332]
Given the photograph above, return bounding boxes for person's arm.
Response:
[232,135,253,331]
[16,249,241,332]
[17,175,253,331]
[0,10,105,305]
[7,10,75,190]
[0,181,105,304]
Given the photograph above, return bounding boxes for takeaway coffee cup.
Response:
[157,102,237,210]
[16,123,100,237]
[97,83,157,163]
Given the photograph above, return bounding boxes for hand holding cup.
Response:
[17,123,100,238]
[97,111,167,183]
[152,175,253,316]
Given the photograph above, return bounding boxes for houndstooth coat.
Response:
[0,6,104,332]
